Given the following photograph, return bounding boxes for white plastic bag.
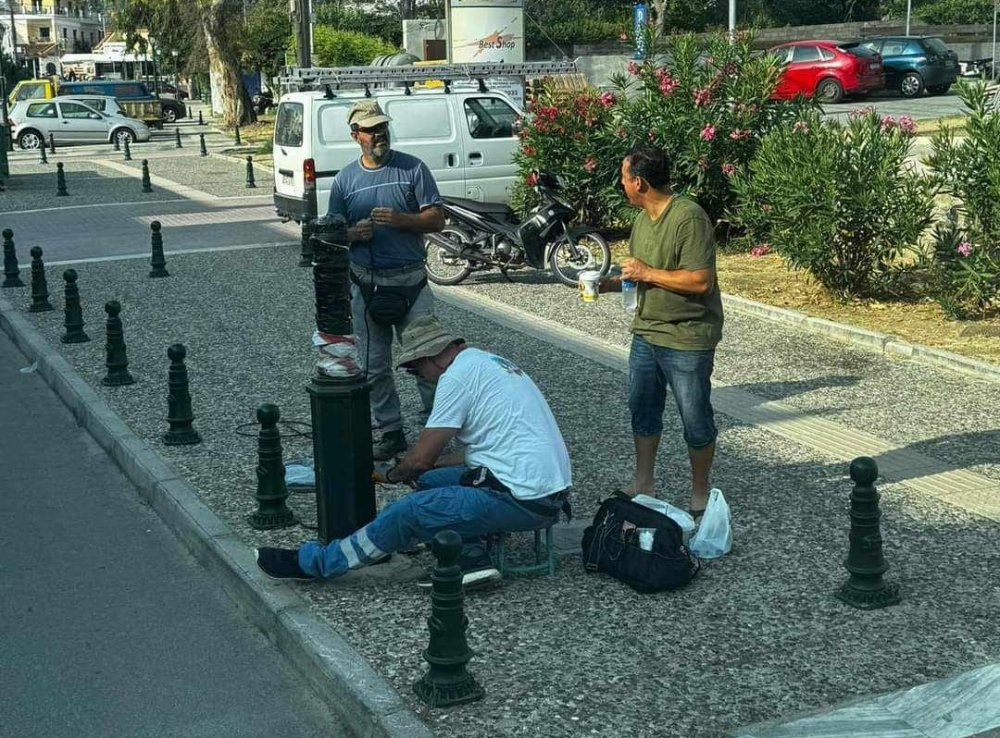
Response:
[689,488,732,559]
[631,494,697,542]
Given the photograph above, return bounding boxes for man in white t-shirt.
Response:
[256,316,572,588]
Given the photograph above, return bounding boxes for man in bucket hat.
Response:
[257,316,572,588]
[329,99,445,461]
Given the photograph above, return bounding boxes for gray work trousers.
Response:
[350,262,436,433]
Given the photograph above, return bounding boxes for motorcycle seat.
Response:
[443,197,515,219]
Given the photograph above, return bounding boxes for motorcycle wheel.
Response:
[548,231,611,287]
[424,225,475,286]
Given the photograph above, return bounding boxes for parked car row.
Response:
[769,34,961,103]
[7,96,151,150]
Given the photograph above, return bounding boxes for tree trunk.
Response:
[200,0,249,126]
[650,0,668,36]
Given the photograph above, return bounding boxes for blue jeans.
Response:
[628,334,717,449]
[298,466,562,579]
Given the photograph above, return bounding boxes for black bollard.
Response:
[245,156,257,189]
[141,159,153,193]
[835,457,901,610]
[48,132,56,154]
[28,247,53,312]
[298,219,314,267]
[56,162,68,196]
[123,137,132,161]
[413,530,485,707]
[2,228,24,288]
[39,144,48,164]
[61,269,89,343]
[248,403,298,530]
[185,104,191,119]
[162,343,202,445]
[198,110,204,125]
[175,127,183,148]
[198,132,207,157]
[149,220,169,278]
[113,133,120,152]
[234,125,241,146]
[102,300,135,386]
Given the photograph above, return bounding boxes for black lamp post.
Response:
[306,214,376,544]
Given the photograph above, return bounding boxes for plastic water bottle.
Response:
[622,279,637,312]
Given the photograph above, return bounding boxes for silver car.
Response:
[10,97,151,150]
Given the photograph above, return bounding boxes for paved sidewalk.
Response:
[0,330,344,738]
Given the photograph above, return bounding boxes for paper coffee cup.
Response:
[578,270,601,303]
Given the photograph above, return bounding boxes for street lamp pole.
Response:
[729,0,736,39]
[993,0,998,81]
[905,0,912,36]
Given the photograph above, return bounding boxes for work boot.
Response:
[373,429,406,461]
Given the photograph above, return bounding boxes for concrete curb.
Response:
[721,293,1000,384]
[0,295,434,738]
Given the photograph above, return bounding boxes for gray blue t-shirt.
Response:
[327,151,442,270]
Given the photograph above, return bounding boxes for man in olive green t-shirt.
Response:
[600,145,724,517]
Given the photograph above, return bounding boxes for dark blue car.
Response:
[859,36,960,97]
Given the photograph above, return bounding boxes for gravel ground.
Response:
[15,246,1000,738]
[450,271,1000,484]
[119,154,264,198]
[2,160,179,212]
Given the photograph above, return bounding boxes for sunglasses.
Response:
[404,366,421,376]
[355,123,388,135]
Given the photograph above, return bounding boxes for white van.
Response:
[272,87,524,222]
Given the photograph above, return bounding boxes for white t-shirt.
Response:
[426,348,572,500]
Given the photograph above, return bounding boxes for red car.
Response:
[769,40,885,103]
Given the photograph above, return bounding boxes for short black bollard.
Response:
[48,132,56,154]
[2,228,24,288]
[175,127,183,149]
[149,220,169,278]
[56,162,68,196]
[39,144,48,164]
[413,530,485,707]
[162,343,202,446]
[141,159,153,193]
[123,137,132,161]
[835,457,901,610]
[245,156,257,189]
[198,132,207,157]
[102,300,135,386]
[28,247,53,312]
[61,269,89,343]
[198,110,204,125]
[113,133,120,152]
[299,219,314,267]
[234,125,241,146]
[248,403,298,530]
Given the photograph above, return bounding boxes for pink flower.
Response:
[598,90,616,108]
[583,157,597,172]
[880,114,896,131]
[693,87,713,107]
[522,145,536,157]
[761,203,773,213]
[849,105,876,120]
[700,124,717,141]
[619,32,629,42]
[957,241,972,257]
[751,243,771,257]
[721,162,736,177]
[792,121,810,134]
[697,156,710,171]
[526,171,538,186]
[658,76,679,96]
[627,61,640,76]
[616,126,627,138]
[898,115,917,135]
[729,128,751,141]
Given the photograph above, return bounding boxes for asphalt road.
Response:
[0,330,346,738]
[820,87,968,120]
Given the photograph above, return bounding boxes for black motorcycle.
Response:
[423,172,611,287]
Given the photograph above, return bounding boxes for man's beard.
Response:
[367,135,391,164]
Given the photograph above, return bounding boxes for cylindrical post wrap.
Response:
[163,343,202,445]
[48,132,56,154]
[413,530,485,707]
[61,269,89,343]
[28,247,53,312]
[2,228,24,288]
[248,403,298,530]
[123,138,132,161]
[39,144,48,164]
[102,300,135,386]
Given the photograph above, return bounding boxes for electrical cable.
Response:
[525,11,570,60]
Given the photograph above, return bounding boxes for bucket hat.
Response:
[396,316,464,368]
[347,99,391,129]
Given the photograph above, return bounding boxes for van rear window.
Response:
[275,102,304,147]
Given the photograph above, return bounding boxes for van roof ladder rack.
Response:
[280,60,578,93]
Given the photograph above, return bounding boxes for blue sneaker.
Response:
[256,547,316,582]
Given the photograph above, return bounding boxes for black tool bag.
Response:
[350,272,427,325]
[582,496,699,593]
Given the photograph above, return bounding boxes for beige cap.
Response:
[396,316,464,369]
[347,99,391,129]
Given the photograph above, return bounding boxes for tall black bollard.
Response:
[48,132,56,155]
[56,162,68,196]
[113,133,120,152]
[102,300,135,386]
[413,530,485,707]
[149,221,169,278]
[123,137,132,161]
[162,343,202,446]
[245,156,257,189]
[39,144,48,164]
[298,219,314,267]
[61,269,89,343]
[835,457,901,610]
[198,110,204,126]
[141,159,153,193]
[234,125,241,146]
[28,247,53,312]
[2,228,24,288]
[198,132,207,157]
[248,403,298,530]
[175,127,183,149]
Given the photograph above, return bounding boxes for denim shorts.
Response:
[628,334,717,449]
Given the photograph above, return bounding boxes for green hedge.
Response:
[312,26,399,68]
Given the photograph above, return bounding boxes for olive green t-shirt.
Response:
[629,196,724,350]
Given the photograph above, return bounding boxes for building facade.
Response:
[2,1,105,77]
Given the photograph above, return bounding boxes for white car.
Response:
[10,97,151,150]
